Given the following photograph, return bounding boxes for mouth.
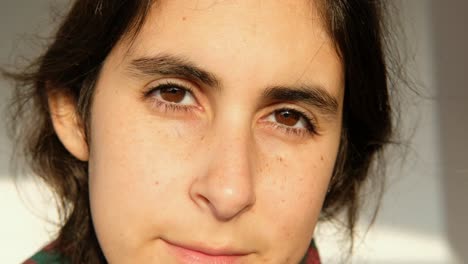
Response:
[162,238,250,264]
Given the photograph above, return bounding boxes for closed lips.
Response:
[163,239,251,264]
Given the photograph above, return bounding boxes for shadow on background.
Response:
[0,87,13,179]
[0,0,57,180]
[431,0,468,262]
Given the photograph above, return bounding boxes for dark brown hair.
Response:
[4,0,397,263]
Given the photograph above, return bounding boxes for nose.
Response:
[189,128,256,221]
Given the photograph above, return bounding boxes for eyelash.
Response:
[143,82,319,137]
[265,108,319,137]
[143,82,198,113]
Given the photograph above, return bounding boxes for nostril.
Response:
[196,194,210,206]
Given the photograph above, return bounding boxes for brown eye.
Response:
[160,86,186,103]
[264,108,318,136]
[147,83,197,107]
[274,109,301,126]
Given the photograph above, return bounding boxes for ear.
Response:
[48,89,89,161]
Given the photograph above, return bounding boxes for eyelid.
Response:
[259,105,320,137]
[142,78,197,97]
[260,121,312,138]
[141,80,321,138]
[142,79,205,115]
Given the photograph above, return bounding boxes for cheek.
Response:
[89,79,204,188]
[87,87,205,253]
[253,137,338,257]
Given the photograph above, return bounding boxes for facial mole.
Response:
[182,16,187,21]
[321,155,324,161]
[276,156,288,167]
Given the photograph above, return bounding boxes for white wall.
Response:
[1,1,466,263]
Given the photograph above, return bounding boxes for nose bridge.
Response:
[213,123,253,186]
[191,109,256,221]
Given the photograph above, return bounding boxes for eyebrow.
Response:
[127,54,340,117]
[127,53,221,88]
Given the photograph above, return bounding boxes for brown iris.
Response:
[275,109,301,126]
[160,86,186,103]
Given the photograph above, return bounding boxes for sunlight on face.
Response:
[88,0,344,263]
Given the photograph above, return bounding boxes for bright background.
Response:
[1,1,467,263]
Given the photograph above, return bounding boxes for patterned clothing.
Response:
[23,240,321,264]
[22,242,67,264]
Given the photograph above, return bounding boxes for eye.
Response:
[264,108,318,136]
[151,83,197,105]
[143,81,201,115]
[273,109,302,127]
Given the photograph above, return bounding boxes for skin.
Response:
[51,0,344,263]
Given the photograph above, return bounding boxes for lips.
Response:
[163,239,249,264]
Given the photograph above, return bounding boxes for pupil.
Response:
[275,110,300,126]
[160,87,185,103]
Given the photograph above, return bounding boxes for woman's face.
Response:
[87,0,344,263]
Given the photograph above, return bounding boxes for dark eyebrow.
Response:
[127,53,221,88]
[127,54,339,116]
[262,86,340,117]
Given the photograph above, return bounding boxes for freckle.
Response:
[182,16,187,21]
[154,181,159,186]
[321,155,324,161]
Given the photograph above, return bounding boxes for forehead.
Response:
[115,0,343,97]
